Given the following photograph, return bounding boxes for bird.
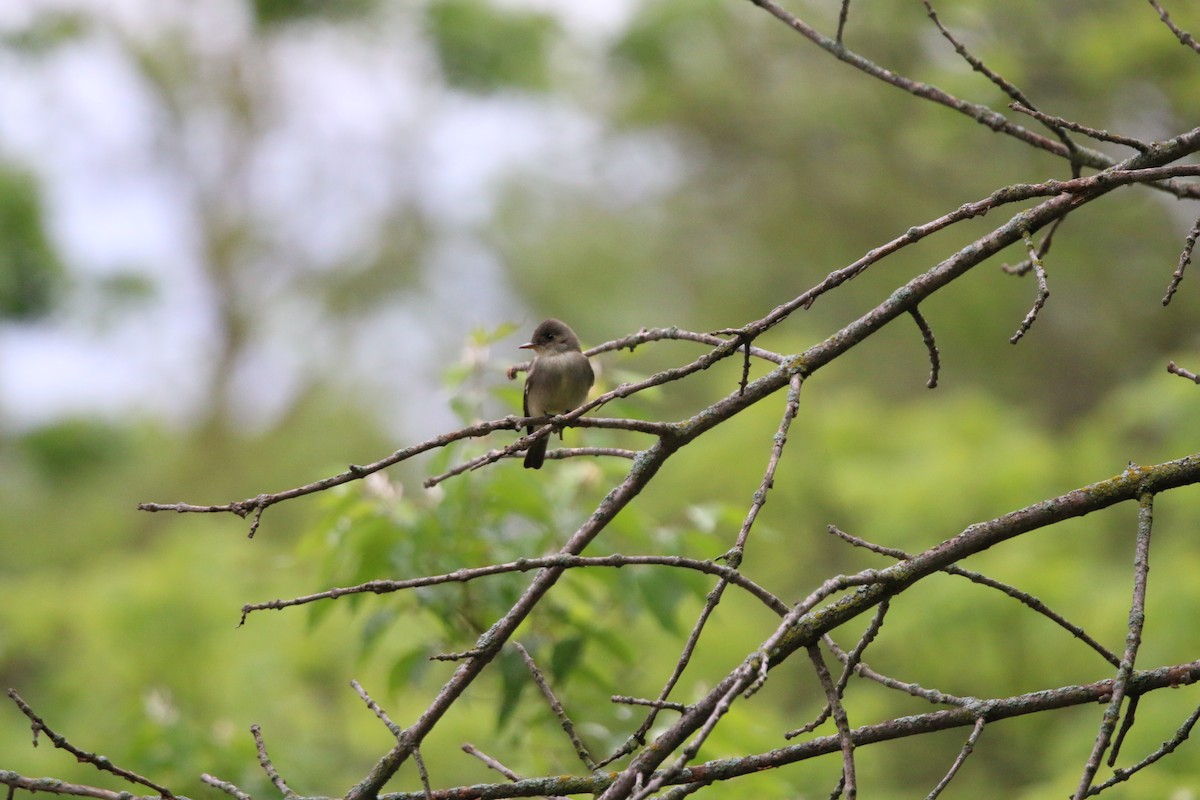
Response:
[520,318,594,469]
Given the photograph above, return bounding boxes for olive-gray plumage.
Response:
[520,319,594,469]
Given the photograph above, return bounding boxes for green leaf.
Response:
[473,321,521,346]
[494,646,529,730]
[0,166,65,320]
[4,12,88,54]
[251,0,377,28]
[305,594,339,631]
[426,0,558,93]
[388,647,432,696]
[636,570,682,634]
[359,608,397,657]
[16,418,130,483]
[549,634,586,683]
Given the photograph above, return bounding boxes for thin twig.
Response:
[627,680,746,800]
[1147,0,1200,54]
[458,744,574,800]
[1167,360,1200,383]
[428,649,482,662]
[1108,695,1139,767]
[516,642,596,770]
[734,372,803,560]
[834,600,889,699]
[0,773,170,800]
[528,446,639,462]
[351,680,403,739]
[925,716,986,799]
[908,307,940,388]
[787,602,889,740]
[611,696,688,712]
[823,634,974,708]
[828,525,1119,667]
[600,585,721,768]
[141,160,1200,537]
[601,374,799,765]
[142,328,780,532]
[835,0,851,43]
[1010,230,1050,344]
[1072,493,1154,799]
[742,569,888,703]
[1010,102,1151,152]
[5,690,176,799]
[747,0,1107,174]
[804,163,1200,312]
[1086,700,1200,795]
[599,454,1200,800]
[1162,215,1200,305]
[924,1,1081,166]
[241,552,786,625]
[461,743,523,781]
[339,661,1200,800]
[200,775,253,800]
[250,725,297,800]
[808,644,856,799]
[411,749,432,800]
[658,781,713,800]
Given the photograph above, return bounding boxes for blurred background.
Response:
[2,0,1200,798]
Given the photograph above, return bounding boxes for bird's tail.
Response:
[524,428,547,469]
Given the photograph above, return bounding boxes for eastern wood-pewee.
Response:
[520,318,594,469]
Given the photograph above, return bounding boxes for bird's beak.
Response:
[519,341,535,350]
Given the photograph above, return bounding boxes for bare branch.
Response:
[808,644,856,798]
[515,643,596,771]
[926,717,986,800]
[746,0,1106,172]
[200,775,253,800]
[606,373,804,764]
[5,690,176,799]
[411,750,432,800]
[610,696,688,713]
[1108,695,1140,768]
[827,525,1119,667]
[598,455,1200,799]
[924,1,1082,165]
[824,633,975,709]
[908,307,940,388]
[365,660,1200,800]
[1167,360,1200,383]
[1162,214,1200,305]
[786,600,892,742]
[1009,230,1051,344]
[0,773,168,800]
[1010,102,1151,153]
[93,10,1200,799]
[835,0,851,43]
[250,725,296,800]
[1073,493,1155,799]
[1087,700,1200,794]
[1148,0,1200,53]
[240,552,786,626]
[140,153,1200,538]
[351,680,403,740]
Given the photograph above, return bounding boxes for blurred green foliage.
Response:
[425,0,558,93]
[251,0,379,29]
[2,0,1200,798]
[0,166,65,320]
